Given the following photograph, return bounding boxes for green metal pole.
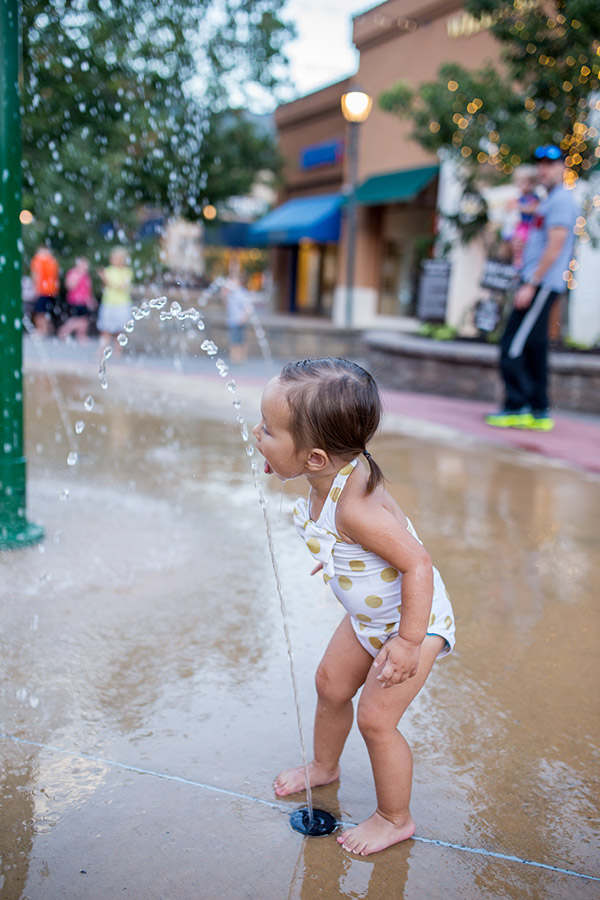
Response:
[0,0,43,549]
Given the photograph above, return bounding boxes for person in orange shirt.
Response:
[30,246,60,336]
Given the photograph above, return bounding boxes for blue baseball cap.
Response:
[533,144,566,161]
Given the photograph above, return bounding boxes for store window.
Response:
[377,205,433,318]
[378,237,418,317]
[295,242,337,315]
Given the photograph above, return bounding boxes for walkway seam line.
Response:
[3,733,599,883]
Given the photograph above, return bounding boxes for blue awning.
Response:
[203,221,253,248]
[249,193,342,245]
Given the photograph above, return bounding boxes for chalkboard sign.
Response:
[474,297,502,333]
[417,259,450,320]
[480,260,517,292]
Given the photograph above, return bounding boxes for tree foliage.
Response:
[21,0,291,267]
[379,0,600,182]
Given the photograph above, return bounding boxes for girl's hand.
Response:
[310,562,323,576]
[372,637,421,688]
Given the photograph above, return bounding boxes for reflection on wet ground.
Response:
[1,366,599,899]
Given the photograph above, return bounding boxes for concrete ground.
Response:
[0,335,598,899]
[24,335,600,476]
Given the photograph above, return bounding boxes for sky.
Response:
[278,0,374,100]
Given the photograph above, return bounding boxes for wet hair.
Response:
[279,358,384,494]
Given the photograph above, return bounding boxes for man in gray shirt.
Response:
[486,145,580,431]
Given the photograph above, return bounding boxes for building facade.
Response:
[253,0,501,328]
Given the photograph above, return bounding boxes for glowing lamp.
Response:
[341,90,372,124]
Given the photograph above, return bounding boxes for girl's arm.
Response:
[337,493,433,687]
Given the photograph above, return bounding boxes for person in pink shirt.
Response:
[58,257,97,343]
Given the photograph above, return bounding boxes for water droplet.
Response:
[84,396,94,411]
[232,398,241,408]
[131,306,144,320]
[124,320,135,332]
[246,445,254,456]
[58,489,70,501]
[117,333,128,346]
[67,451,78,466]
[241,424,249,441]
[159,311,172,321]
[102,345,113,360]
[200,339,218,356]
[100,376,108,391]
[169,301,182,315]
[197,320,205,331]
[149,296,167,308]
[226,380,237,393]
[75,420,85,434]
[216,359,229,377]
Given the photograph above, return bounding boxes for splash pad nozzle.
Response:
[290,808,338,836]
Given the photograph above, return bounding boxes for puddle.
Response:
[1,367,598,899]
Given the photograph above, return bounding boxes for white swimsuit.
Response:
[293,459,455,658]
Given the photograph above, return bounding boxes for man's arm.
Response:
[514,226,569,309]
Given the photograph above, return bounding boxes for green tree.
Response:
[380,0,600,182]
[20,0,291,268]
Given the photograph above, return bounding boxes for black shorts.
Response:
[34,295,56,314]
[66,304,90,318]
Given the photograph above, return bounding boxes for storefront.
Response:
[253,0,500,327]
[250,192,342,314]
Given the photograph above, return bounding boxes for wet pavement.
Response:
[1,336,599,899]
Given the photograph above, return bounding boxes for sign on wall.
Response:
[299,139,344,171]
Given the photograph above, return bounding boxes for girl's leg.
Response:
[338,635,445,856]
[274,615,372,796]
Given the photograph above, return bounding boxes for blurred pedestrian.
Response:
[30,245,60,336]
[97,247,133,355]
[486,145,580,432]
[58,257,97,344]
[224,274,252,364]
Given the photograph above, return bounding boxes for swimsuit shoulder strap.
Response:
[317,458,359,530]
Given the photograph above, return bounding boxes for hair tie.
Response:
[363,450,372,461]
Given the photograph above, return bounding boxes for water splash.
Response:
[91,296,315,823]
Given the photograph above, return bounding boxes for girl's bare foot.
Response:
[337,810,415,856]
[273,761,340,797]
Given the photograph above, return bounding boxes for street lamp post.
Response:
[0,0,44,549]
[341,89,372,328]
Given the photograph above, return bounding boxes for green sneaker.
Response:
[485,410,534,428]
[522,413,555,432]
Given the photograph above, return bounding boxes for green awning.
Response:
[356,165,438,206]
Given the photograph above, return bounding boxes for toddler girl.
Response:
[253,358,455,857]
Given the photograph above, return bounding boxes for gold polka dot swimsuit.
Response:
[293,458,455,658]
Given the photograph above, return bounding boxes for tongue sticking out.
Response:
[264,461,273,475]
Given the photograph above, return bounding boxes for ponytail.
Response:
[362,450,384,495]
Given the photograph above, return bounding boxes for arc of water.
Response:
[92,299,314,821]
